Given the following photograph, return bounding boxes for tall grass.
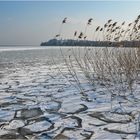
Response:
[53,15,140,137]
[66,15,140,90]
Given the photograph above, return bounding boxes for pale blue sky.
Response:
[0,1,140,45]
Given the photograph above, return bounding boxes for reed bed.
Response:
[55,15,140,92]
[52,15,140,138]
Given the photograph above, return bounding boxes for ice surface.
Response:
[0,47,140,139]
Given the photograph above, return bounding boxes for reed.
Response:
[53,15,140,136]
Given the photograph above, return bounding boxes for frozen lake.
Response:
[0,46,140,139]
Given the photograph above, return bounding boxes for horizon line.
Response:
[0,44,39,46]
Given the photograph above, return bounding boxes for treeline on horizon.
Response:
[40,39,140,47]
[41,15,140,47]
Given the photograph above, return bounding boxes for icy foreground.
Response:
[0,48,140,140]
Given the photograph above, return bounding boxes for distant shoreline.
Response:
[40,39,140,48]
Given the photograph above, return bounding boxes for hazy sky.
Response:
[0,1,140,45]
